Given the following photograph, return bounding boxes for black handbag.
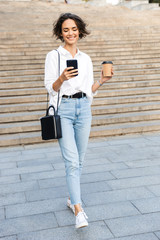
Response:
[40,105,62,140]
[40,50,62,140]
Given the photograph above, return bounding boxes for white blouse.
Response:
[44,46,94,110]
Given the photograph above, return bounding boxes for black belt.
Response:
[62,92,86,99]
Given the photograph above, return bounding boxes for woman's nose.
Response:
[68,30,73,35]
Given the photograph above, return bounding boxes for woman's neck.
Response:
[64,44,77,58]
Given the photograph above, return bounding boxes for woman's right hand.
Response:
[60,67,78,82]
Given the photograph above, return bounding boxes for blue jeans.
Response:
[58,97,92,205]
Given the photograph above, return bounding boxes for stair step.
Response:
[92,110,160,126]
[90,120,160,138]
[1,120,160,147]
[1,62,160,72]
[1,93,160,106]
[1,57,160,67]
[1,86,160,98]
[1,73,160,84]
[1,101,160,114]
[1,80,160,91]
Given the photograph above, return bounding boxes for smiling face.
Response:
[61,19,79,46]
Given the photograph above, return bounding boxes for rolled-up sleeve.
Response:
[44,51,58,95]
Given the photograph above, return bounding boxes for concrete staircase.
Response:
[1,2,160,147]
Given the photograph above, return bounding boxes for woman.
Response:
[45,13,113,229]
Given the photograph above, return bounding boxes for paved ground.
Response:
[0,133,160,239]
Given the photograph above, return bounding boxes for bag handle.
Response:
[46,49,60,114]
[46,105,55,116]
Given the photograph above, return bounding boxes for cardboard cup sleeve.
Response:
[102,61,113,77]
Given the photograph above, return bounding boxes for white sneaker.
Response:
[75,211,88,229]
[67,199,88,219]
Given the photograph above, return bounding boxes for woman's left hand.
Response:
[100,67,114,84]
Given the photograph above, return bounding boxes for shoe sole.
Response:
[76,223,88,229]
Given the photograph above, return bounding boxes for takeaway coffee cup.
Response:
[102,61,113,77]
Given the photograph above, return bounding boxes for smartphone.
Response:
[66,59,78,76]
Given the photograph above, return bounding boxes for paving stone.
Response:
[5,198,67,218]
[84,158,111,165]
[81,181,112,194]
[82,162,128,175]
[0,151,21,160]
[106,145,160,163]
[26,180,112,202]
[81,171,115,183]
[105,212,160,237]
[103,144,133,155]
[0,175,20,185]
[107,136,149,146]
[0,192,26,207]
[0,236,17,240]
[111,166,160,179]
[38,171,115,189]
[55,201,139,227]
[22,146,59,155]
[0,181,39,194]
[107,175,160,190]
[108,233,159,240]
[17,221,113,240]
[125,159,160,168]
[25,185,68,201]
[23,142,59,151]
[0,213,58,237]
[155,232,160,239]
[145,134,160,142]
[107,149,156,163]
[0,162,16,170]
[0,153,46,163]
[0,208,5,220]
[132,197,160,214]
[87,140,110,148]
[86,146,120,155]
[38,176,66,189]
[52,158,111,170]
[21,169,65,181]
[17,158,62,168]
[147,184,160,196]
[85,152,115,160]
[1,164,53,176]
[82,187,154,206]
[44,151,62,159]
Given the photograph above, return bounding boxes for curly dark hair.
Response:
[53,13,90,42]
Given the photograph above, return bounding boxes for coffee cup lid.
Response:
[102,61,113,64]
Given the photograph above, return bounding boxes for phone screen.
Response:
[67,59,78,76]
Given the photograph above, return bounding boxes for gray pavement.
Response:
[0,133,160,239]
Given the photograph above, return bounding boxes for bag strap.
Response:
[56,50,60,114]
[46,49,60,114]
